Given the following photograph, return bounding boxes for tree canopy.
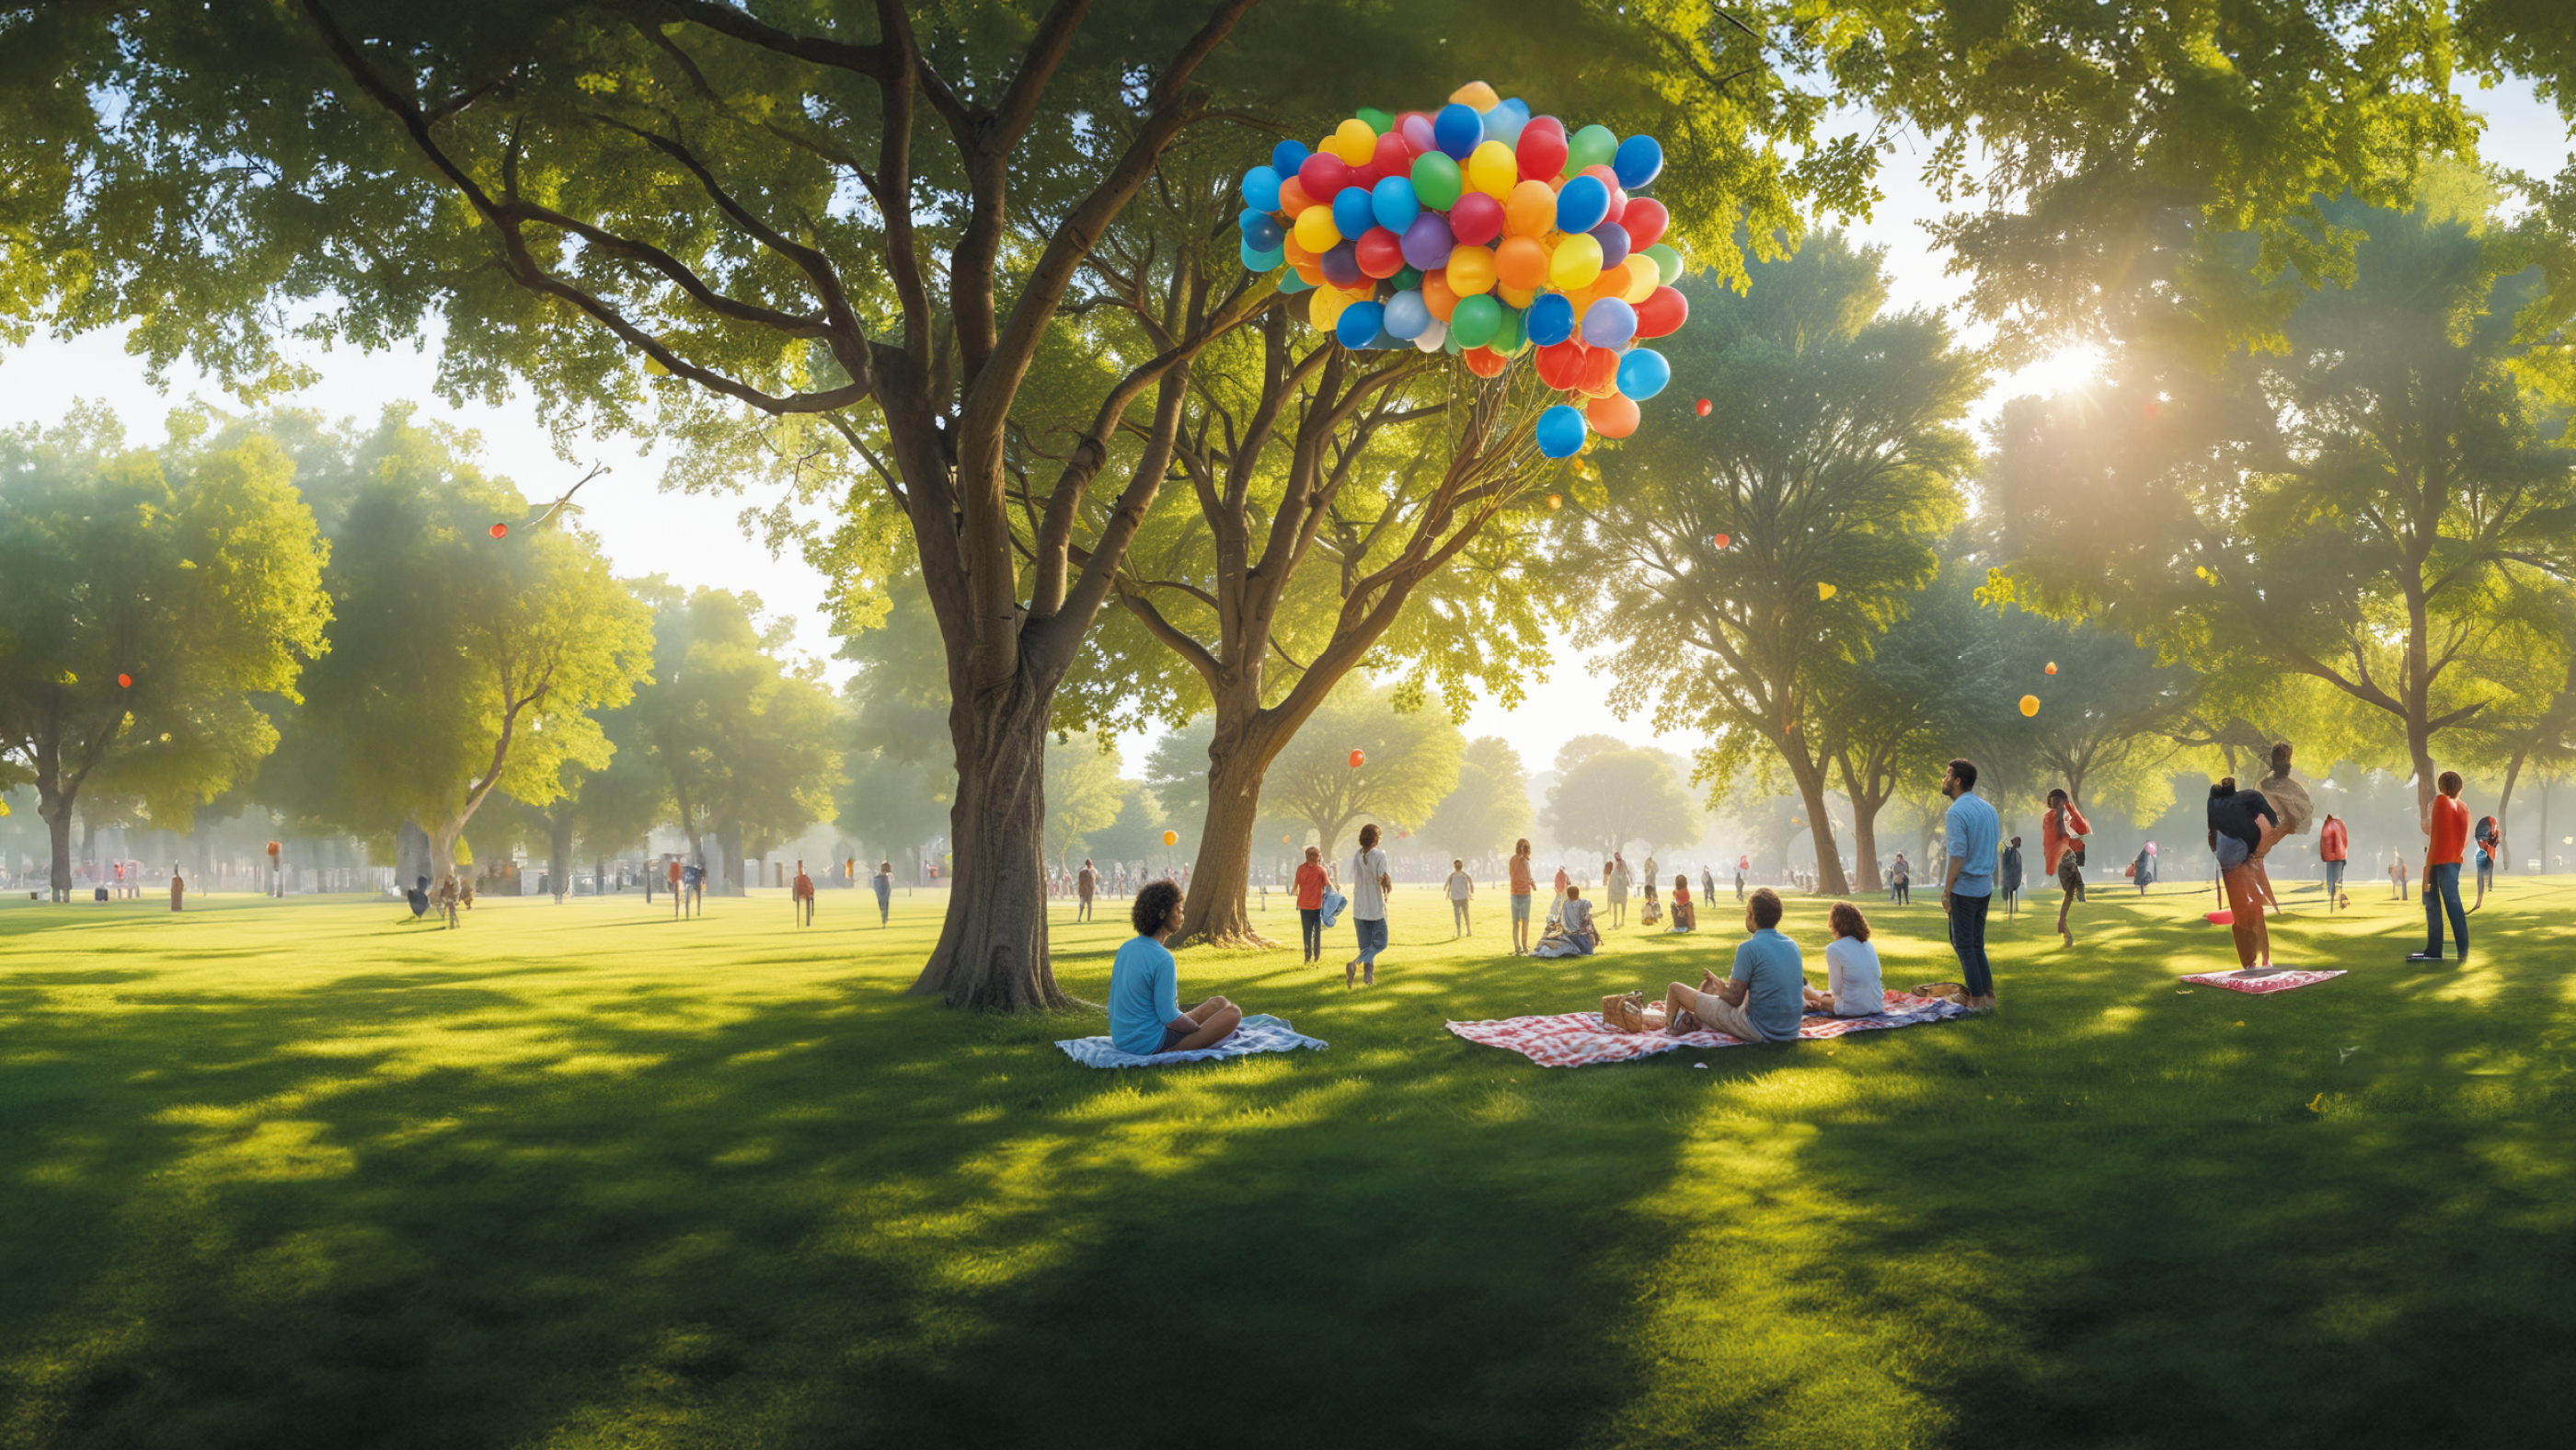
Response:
[1424,736,1536,861]
[1258,680,1463,863]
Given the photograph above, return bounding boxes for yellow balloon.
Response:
[1446,243,1499,296]
[1162,829,1179,846]
[1329,117,1377,165]
[1505,179,1558,237]
[1499,282,1538,309]
[1467,140,1519,200]
[2019,695,2041,718]
[1548,232,1604,291]
[1450,80,1501,111]
[1293,204,1341,255]
[1622,257,1660,304]
[1309,285,1354,330]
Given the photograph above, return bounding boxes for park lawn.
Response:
[2,877,2571,1450]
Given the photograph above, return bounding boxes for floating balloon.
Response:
[1384,289,1432,340]
[1354,227,1405,279]
[1433,103,1484,159]
[1525,292,1575,348]
[1298,151,1351,201]
[1350,749,1367,768]
[2019,695,2041,717]
[2205,909,2234,926]
[1446,244,1499,296]
[117,673,132,688]
[1449,190,1505,247]
[1619,198,1670,251]
[1336,300,1386,349]
[1411,316,1449,352]
[1410,151,1464,211]
[1243,166,1282,213]
[1466,140,1518,200]
[2045,662,2058,675]
[489,523,509,538]
[1634,285,1690,339]
[1696,397,1713,416]
[1547,494,1563,510]
[1331,185,1375,241]
[1556,175,1611,236]
[1272,139,1310,176]
[1568,124,1617,173]
[1709,533,1731,549]
[1163,830,1179,846]
[1370,176,1420,232]
[1240,209,1284,251]
[1616,347,1670,399]
[1536,404,1588,458]
[1589,221,1631,271]
[1613,133,1665,190]
[1549,232,1604,291]
[1580,297,1637,347]
[1399,212,1455,271]
[1588,393,1639,439]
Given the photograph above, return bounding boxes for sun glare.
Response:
[2007,341,2110,399]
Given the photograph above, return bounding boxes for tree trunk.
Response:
[37,776,74,903]
[1174,714,1282,947]
[1847,796,1883,892]
[717,821,743,895]
[1784,750,1851,896]
[428,819,460,884]
[909,670,1071,1010]
[549,810,574,903]
[2497,749,2526,876]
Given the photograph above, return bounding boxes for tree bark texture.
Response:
[910,666,1068,1010]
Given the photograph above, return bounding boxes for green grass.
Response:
[3,875,2572,1449]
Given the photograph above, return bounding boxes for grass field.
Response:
[3,874,2572,1449]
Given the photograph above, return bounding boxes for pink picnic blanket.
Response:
[1445,991,1970,1069]
[2179,968,2346,995]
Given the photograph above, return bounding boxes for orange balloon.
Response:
[1276,176,1316,214]
[1462,345,1509,378]
[1449,80,1501,110]
[1505,179,1558,237]
[1587,393,1639,438]
[1446,243,1498,296]
[1495,235,1549,290]
[1577,346,1622,398]
[1422,269,1460,322]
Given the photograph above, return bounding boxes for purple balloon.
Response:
[1320,240,1363,290]
[1399,212,1455,271]
[1580,297,1637,347]
[1588,222,1631,270]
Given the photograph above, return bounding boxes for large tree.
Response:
[1563,236,1980,895]
[1423,736,1535,863]
[0,408,329,899]
[1987,190,2576,816]
[1542,742,1702,862]
[1256,680,1462,865]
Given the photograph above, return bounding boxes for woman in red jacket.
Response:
[2042,788,2091,946]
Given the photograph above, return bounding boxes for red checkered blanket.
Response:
[1444,991,1969,1068]
[2179,968,2346,995]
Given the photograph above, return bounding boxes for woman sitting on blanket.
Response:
[1108,880,1243,1055]
[1668,874,1696,931]
[1533,885,1599,957]
[1803,902,1884,1017]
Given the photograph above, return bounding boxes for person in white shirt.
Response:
[1444,858,1476,937]
[1346,823,1393,989]
[1804,901,1886,1018]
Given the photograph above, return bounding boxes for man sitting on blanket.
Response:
[1532,884,1599,957]
[1660,887,1804,1043]
[1109,880,1244,1055]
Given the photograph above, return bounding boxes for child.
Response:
[1804,901,1885,1018]
[1668,872,1696,931]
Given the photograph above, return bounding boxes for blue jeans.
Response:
[1354,915,1388,965]
[1300,906,1323,961]
[2423,862,2467,958]
[1948,891,1993,997]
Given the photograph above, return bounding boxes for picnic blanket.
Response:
[1055,1013,1328,1069]
[2179,968,2345,995]
[1445,990,1970,1069]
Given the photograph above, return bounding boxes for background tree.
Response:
[1257,680,1462,866]
[0,407,329,899]
[1989,189,2576,815]
[1565,236,1980,895]
[835,574,957,882]
[1541,742,1701,862]
[1041,735,1126,871]
[1423,737,1535,863]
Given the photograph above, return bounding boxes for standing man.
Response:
[792,859,815,926]
[1998,836,2024,917]
[169,866,186,913]
[2318,813,2352,911]
[1076,858,1098,922]
[1509,839,1537,955]
[681,858,705,918]
[1445,857,1476,938]
[1889,853,1910,905]
[1701,864,1716,905]
[871,859,892,926]
[1735,855,1748,901]
[1938,758,2002,1012]
[666,855,683,917]
[2410,770,2472,963]
[1346,823,1392,989]
[1607,852,1632,928]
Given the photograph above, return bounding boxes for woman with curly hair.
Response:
[1109,880,1243,1056]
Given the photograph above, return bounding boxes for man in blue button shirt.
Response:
[1661,887,1804,1041]
[1939,756,2000,1011]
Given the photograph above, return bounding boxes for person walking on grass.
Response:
[1075,857,1098,922]
[169,867,185,913]
[1939,757,2001,1012]
[1999,835,2024,918]
[1889,853,1911,905]
[2042,788,2091,947]
[870,860,892,926]
[1509,839,1538,956]
[1446,857,1476,938]
[1294,846,1329,963]
[2390,851,2409,902]
[2207,777,2279,972]
[1660,887,1804,1043]
[2472,815,2501,909]
[792,860,815,926]
[1346,823,1392,989]
[1702,864,1717,906]
[665,855,683,917]
[2410,770,2472,963]
[1110,880,1245,1057]
[2319,813,2350,910]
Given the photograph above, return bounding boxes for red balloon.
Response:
[489,522,509,538]
[1516,117,1569,182]
[117,673,132,688]
[1577,345,1623,398]
[1534,339,1587,390]
[1355,227,1406,279]
[1634,285,1691,339]
[1370,132,1414,176]
[1462,344,1509,378]
[1580,166,1627,224]
[1695,397,1713,417]
[1448,190,1506,247]
[1297,151,1351,201]
[1620,198,1670,251]
[1348,162,1383,191]
[1349,749,1366,768]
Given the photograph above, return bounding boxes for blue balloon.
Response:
[1481,108,1527,146]
[1360,328,1404,351]
[1383,289,1432,340]
[1336,300,1386,350]
[1589,222,1630,270]
[1535,404,1588,459]
[1556,175,1611,236]
[1331,186,1375,243]
[1581,297,1638,348]
[1240,210,1284,250]
[1616,347,1671,400]
[1524,292,1575,348]
[1279,271,1315,294]
[1271,139,1311,176]
[1613,134,1665,190]
[1370,176,1420,233]
[1433,103,1483,160]
[1497,97,1531,120]
[1242,165,1282,213]
[1239,240,1283,272]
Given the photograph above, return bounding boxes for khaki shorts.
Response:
[1691,990,1776,1043]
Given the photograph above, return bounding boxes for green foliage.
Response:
[834,573,956,868]
[1423,736,1536,860]
[1041,733,1125,869]
[1259,680,1463,862]
[1542,742,1702,858]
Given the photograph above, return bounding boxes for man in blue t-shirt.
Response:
[1939,756,2001,1011]
[1661,887,1805,1041]
[1108,880,1244,1056]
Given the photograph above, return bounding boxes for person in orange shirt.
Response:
[1294,846,1329,963]
[2410,769,2471,963]
[1507,838,1537,955]
[2318,813,2350,910]
[2041,788,2092,946]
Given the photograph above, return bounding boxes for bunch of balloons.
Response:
[1236,82,1689,461]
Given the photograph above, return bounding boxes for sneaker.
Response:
[2406,952,2443,962]
[1363,962,1375,987]
[1344,961,1357,988]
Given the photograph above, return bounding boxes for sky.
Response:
[1,72,2568,782]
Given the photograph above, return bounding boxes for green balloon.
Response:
[1644,243,1684,285]
[1411,152,1464,211]
[1489,304,1525,355]
[1569,124,1617,176]
[1355,107,1395,135]
[1393,265,1423,292]
[1443,329,1465,355]
[1450,293,1503,350]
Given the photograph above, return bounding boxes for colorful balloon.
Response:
[1466,140,1518,199]
[2019,695,2041,718]
[1548,231,1604,290]
[1450,293,1503,348]
[1297,151,1351,201]
[1350,748,1367,768]
[1556,174,1611,235]
[1370,131,1414,178]
[1371,176,1420,232]
[1276,175,1317,216]
[1525,292,1575,347]
[1536,405,1588,458]
[1433,102,1484,159]
[1821,581,1840,601]
[1450,80,1501,111]
[1401,112,1438,154]
[489,523,508,538]
[1588,221,1630,270]
[1449,190,1505,246]
[1634,285,1690,339]
[2045,662,2058,675]
[1271,139,1311,176]
[117,673,132,687]
[1481,106,1528,146]
[1619,198,1670,251]
[1399,212,1455,271]
[1613,133,1665,190]
[1616,346,1671,399]
[1336,299,1386,349]
[1293,204,1340,254]
[1329,117,1377,164]
[1489,302,1526,354]
[1495,235,1549,291]
[1568,124,1617,174]
[1240,239,1283,271]
[1516,117,1569,184]
[1446,242,1498,295]
[1239,209,1283,250]
[1318,239,1363,289]
[1576,345,1622,397]
[1462,344,1509,378]
[1696,397,1713,416]
[1411,316,1449,352]
[1581,296,1636,347]
[1163,830,1179,846]
[1354,227,1405,279]
[1587,393,1639,439]
[1410,151,1464,211]
[1331,185,1374,241]
[1242,166,1282,213]
[1642,242,1684,285]
[1384,289,1432,339]
[1422,269,1460,321]
[1534,339,1586,389]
